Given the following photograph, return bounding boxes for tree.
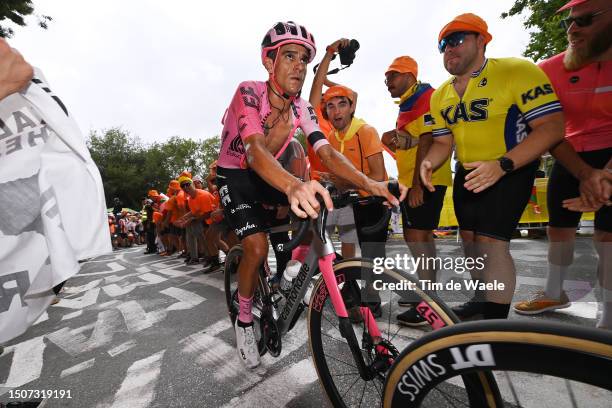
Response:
[87,128,221,209]
[501,0,567,62]
[0,0,52,38]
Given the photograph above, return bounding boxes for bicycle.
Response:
[383,319,612,407]
[224,183,500,408]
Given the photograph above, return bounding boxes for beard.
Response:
[564,22,612,70]
[444,45,479,76]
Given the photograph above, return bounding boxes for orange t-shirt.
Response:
[188,189,215,224]
[175,190,189,218]
[152,211,163,224]
[307,105,332,180]
[327,123,385,177]
[211,190,221,210]
[164,196,180,223]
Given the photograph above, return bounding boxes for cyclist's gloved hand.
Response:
[287,180,334,219]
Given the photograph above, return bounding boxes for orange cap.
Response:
[438,13,492,45]
[385,56,418,78]
[322,85,355,104]
[169,180,180,191]
[148,189,159,198]
[179,170,192,179]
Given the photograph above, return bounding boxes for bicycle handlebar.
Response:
[273,180,401,252]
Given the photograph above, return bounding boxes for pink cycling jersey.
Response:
[217,80,329,169]
[539,53,612,152]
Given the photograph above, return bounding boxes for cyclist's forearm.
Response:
[246,138,301,195]
[550,140,591,179]
[423,136,453,171]
[413,134,432,186]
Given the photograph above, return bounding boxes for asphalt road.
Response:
[0,236,609,408]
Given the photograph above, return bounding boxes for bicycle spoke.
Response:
[341,374,362,399]
[321,331,348,343]
[329,371,361,377]
[503,371,522,408]
[564,379,578,408]
[431,385,471,407]
[359,379,367,407]
[323,352,359,369]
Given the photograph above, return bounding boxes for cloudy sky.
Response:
[9,0,535,176]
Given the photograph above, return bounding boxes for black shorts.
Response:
[548,147,612,232]
[216,166,288,240]
[453,160,539,241]
[401,185,447,231]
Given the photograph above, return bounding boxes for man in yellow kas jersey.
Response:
[421,13,565,320]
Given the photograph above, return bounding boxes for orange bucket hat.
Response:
[322,85,355,104]
[385,56,418,78]
[438,13,492,45]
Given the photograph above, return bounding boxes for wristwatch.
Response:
[498,156,514,173]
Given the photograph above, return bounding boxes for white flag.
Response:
[0,68,111,344]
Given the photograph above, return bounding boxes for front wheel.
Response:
[307,258,500,408]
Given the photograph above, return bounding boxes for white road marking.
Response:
[0,336,46,389]
[107,340,137,357]
[105,350,165,408]
[62,279,103,294]
[76,262,126,276]
[61,310,83,321]
[60,358,95,378]
[53,288,101,309]
[46,310,124,356]
[220,359,318,408]
[116,301,167,333]
[186,274,225,291]
[160,287,206,310]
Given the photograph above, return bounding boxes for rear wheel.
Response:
[307,259,500,408]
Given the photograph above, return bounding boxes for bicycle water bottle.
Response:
[280,260,302,292]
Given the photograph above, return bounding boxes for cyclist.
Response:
[513,0,612,330]
[381,56,452,326]
[216,21,403,368]
[420,13,565,320]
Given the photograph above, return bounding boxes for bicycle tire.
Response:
[307,259,501,408]
[383,319,612,408]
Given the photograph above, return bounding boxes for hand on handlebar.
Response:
[287,180,334,219]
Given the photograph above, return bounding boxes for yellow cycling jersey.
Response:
[430,58,562,163]
[395,83,452,188]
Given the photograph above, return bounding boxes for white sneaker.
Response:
[235,320,260,369]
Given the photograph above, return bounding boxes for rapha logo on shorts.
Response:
[235,222,256,236]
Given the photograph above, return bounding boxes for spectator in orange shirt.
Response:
[161,180,181,256]
[177,176,219,270]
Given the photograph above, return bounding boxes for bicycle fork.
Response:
[318,253,381,381]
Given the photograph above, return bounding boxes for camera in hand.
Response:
[338,39,360,66]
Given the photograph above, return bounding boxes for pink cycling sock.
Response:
[292,244,310,263]
[238,293,253,324]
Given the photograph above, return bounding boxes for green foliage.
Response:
[0,0,51,38]
[501,0,568,62]
[87,127,220,209]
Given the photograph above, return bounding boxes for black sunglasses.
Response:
[560,9,611,30]
[180,182,191,188]
[438,31,477,53]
